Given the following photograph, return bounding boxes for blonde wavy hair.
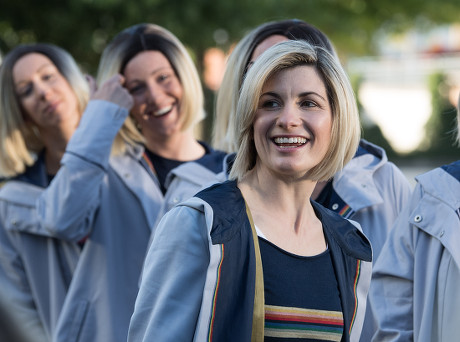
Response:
[96,23,205,155]
[0,43,89,177]
[229,40,360,182]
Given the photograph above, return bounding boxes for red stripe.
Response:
[208,245,224,342]
[265,314,343,325]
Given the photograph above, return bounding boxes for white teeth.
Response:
[153,105,173,116]
[274,137,307,144]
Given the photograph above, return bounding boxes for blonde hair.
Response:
[0,44,89,177]
[213,19,338,152]
[96,23,205,155]
[229,40,360,182]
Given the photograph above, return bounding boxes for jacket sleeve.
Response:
[370,186,422,341]
[36,100,129,242]
[0,223,48,342]
[128,204,210,341]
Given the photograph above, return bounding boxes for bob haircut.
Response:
[229,40,360,182]
[0,43,89,177]
[96,23,205,155]
[213,19,337,152]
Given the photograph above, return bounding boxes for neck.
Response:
[40,128,73,175]
[239,167,317,219]
[144,130,205,161]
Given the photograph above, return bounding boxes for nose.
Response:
[277,104,302,129]
[146,81,165,106]
[36,81,52,100]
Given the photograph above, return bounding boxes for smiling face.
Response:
[252,65,332,179]
[12,53,80,136]
[123,50,183,141]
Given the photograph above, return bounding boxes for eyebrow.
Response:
[260,91,327,102]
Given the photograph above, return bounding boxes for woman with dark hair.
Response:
[0,43,89,341]
[35,24,226,342]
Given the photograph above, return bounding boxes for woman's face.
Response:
[13,53,80,134]
[124,50,183,139]
[252,65,332,178]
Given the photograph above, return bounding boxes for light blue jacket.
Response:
[216,140,412,341]
[36,100,225,342]
[371,161,460,342]
[0,158,80,342]
[327,140,412,342]
[128,180,373,342]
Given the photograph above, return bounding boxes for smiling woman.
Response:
[27,23,226,342]
[128,40,372,342]
[0,43,89,341]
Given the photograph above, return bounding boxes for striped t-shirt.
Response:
[259,237,343,341]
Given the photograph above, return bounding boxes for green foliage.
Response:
[2,0,460,73]
[418,72,457,155]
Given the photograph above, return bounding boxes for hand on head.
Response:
[91,74,133,110]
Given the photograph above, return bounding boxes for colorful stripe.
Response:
[141,152,156,175]
[265,305,343,341]
[208,244,224,342]
[338,204,352,217]
[349,260,361,334]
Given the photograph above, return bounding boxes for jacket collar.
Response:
[332,139,386,211]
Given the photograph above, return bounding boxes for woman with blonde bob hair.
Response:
[229,40,359,182]
[213,20,412,340]
[0,44,89,177]
[0,43,89,341]
[34,23,225,342]
[129,40,372,342]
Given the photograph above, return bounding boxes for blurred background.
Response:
[1,0,460,184]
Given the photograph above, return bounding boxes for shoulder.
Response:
[415,160,460,208]
[195,142,228,174]
[312,201,372,262]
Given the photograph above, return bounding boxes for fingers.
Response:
[91,74,133,110]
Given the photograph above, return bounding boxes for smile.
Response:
[153,105,173,117]
[273,136,308,148]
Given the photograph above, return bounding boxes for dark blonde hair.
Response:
[0,43,89,177]
[229,40,360,182]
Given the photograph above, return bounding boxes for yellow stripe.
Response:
[245,202,265,342]
[265,305,343,319]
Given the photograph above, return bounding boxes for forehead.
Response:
[262,65,326,94]
[251,35,289,62]
[124,50,172,74]
[13,53,55,82]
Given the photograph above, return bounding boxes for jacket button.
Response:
[332,203,339,210]
[11,220,17,226]
[414,215,422,223]
[172,198,179,204]
[440,230,445,237]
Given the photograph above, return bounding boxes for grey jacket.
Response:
[0,160,80,342]
[371,161,460,342]
[36,100,225,342]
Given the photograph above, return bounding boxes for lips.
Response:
[142,104,175,119]
[43,100,61,114]
[273,136,308,148]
